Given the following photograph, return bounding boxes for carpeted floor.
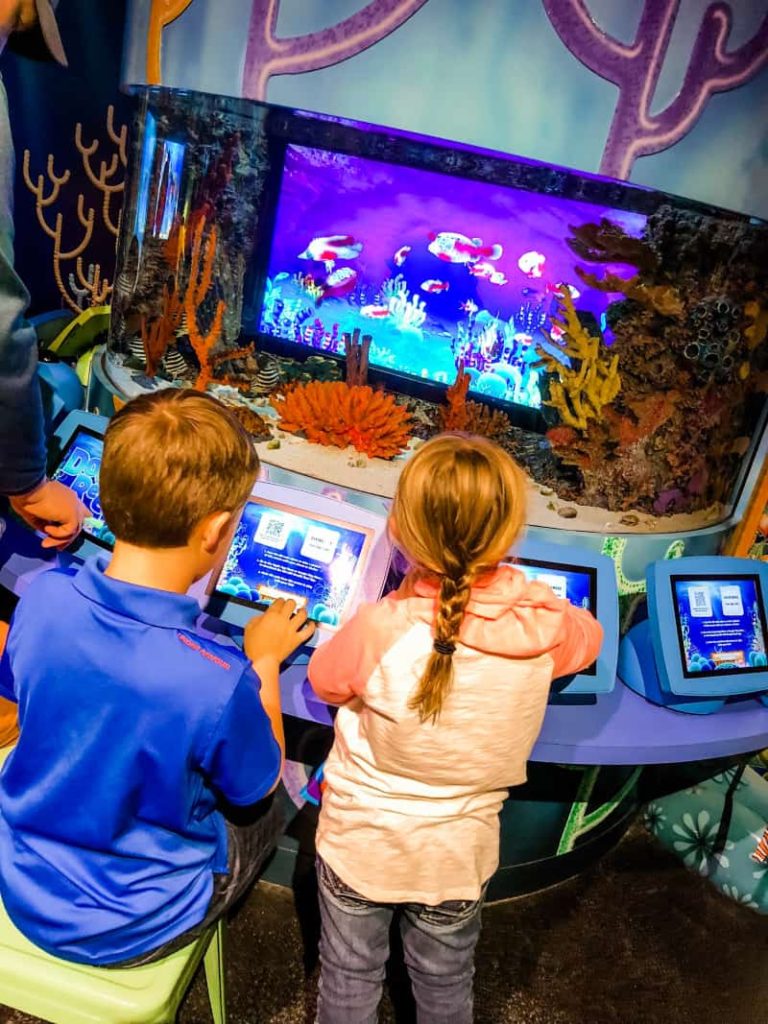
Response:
[180,823,766,1023]
[1,825,766,1024]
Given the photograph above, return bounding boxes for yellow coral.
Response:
[745,301,768,351]
[534,290,620,430]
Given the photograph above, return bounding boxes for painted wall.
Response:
[1,0,133,316]
[123,0,768,218]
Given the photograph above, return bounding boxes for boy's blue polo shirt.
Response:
[0,557,281,965]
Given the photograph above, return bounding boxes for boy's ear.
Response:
[200,511,236,555]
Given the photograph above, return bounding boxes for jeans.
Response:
[316,856,486,1024]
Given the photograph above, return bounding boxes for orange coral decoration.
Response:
[140,277,183,376]
[438,367,512,440]
[271,381,412,459]
[185,217,226,391]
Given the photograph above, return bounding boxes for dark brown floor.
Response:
[2,825,766,1024]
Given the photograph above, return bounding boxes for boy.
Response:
[0,389,314,965]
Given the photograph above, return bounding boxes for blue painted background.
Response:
[122,0,768,218]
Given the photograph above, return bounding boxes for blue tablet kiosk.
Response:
[0,411,111,598]
[509,537,619,698]
[618,556,768,714]
[206,481,392,648]
[50,412,115,552]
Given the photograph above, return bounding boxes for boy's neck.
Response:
[105,541,198,595]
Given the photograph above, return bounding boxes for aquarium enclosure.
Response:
[107,88,768,529]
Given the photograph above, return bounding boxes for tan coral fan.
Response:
[271,381,412,459]
[438,368,512,440]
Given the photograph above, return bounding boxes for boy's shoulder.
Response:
[15,565,79,612]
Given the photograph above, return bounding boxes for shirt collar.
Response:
[72,556,201,631]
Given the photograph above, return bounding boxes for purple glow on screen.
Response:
[257,145,646,409]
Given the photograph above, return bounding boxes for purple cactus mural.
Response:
[542,0,768,180]
[242,0,431,100]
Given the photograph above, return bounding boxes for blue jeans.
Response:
[316,856,486,1024]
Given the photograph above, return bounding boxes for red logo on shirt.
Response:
[177,633,231,670]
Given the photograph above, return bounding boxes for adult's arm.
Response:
[0,73,46,496]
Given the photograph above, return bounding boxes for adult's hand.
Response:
[9,478,86,549]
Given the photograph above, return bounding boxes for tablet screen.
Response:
[672,574,768,678]
[216,498,373,629]
[51,426,115,549]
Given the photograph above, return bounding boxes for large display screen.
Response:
[216,499,373,629]
[672,574,768,678]
[51,427,114,549]
[256,143,647,411]
[515,558,597,675]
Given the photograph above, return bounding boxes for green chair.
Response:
[0,748,227,1023]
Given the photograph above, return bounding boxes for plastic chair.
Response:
[0,906,226,1023]
[0,747,227,1023]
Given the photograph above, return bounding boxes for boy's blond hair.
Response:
[391,433,527,723]
[101,389,259,548]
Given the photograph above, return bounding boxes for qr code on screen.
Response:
[255,512,289,550]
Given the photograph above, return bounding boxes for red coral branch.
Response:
[140,277,183,377]
[185,217,226,391]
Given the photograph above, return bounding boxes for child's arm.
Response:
[549,602,604,680]
[245,600,315,792]
[204,601,314,804]
[308,599,397,705]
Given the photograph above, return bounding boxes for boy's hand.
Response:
[244,599,316,671]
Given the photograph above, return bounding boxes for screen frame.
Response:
[514,556,598,677]
[647,555,768,698]
[670,571,768,681]
[50,421,113,551]
[210,494,376,631]
[507,535,619,695]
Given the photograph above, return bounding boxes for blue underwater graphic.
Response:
[217,501,370,628]
[256,144,647,410]
[673,576,768,677]
[52,429,115,549]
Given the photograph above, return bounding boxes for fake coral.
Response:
[567,219,657,274]
[535,291,621,430]
[140,277,183,376]
[271,381,412,459]
[185,217,227,391]
[344,328,372,387]
[576,269,684,319]
[745,301,768,351]
[438,367,511,440]
[225,404,272,442]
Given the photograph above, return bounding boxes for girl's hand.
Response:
[244,599,316,670]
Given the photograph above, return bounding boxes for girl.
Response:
[308,434,602,1024]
